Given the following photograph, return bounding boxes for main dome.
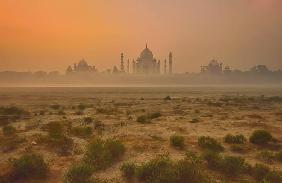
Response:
[140,45,154,59]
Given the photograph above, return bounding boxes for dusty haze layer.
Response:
[0,0,282,73]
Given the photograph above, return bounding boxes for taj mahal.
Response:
[120,44,173,74]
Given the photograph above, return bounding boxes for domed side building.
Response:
[66,59,97,74]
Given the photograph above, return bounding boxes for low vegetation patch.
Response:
[170,134,185,149]
[137,115,150,124]
[57,110,66,115]
[48,122,64,139]
[249,130,274,145]
[65,163,93,183]
[0,136,26,153]
[39,122,73,155]
[2,125,16,136]
[256,150,282,163]
[77,103,87,111]
[256,150,276,163]
[120,162,136,180]
[0,106,30,125]
[84,117,93,124]
[198,136,224,152]
[164,96,172,100]
[224,134,246,144]
[137,112,162,124]
[251,163,282,183]
[71,126,93,138]
[190,118,200,123]
[132,153,209,183]
[203,151,250,177]
[49,104,62,110]
[11,153,48,181]
[148,112,161,119]
[84,138,125,170]
[96,107,116,115]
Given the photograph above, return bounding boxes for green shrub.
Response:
[75,110,84,115]
[247,163,282,182]
[77,104,86,111]
[96,107,116,115]
[148,112,161,119]
[84,117,93,124]
[203,151,249,177]
[0,136,26,153]
[175,158,208,183]
[39,110,46,115]
[47,122,64,139]
[0,106,30,125]
[40,135,73,156]
[136,155,177,183]
[137,115,150,124]
[39,123,73,155]
[198,136,224,152]
[65,163,93,183]
[224,134,247,144]
[84,139,125,170]
[50,104,61,110]
[12,153,48,180]
[120,162,136,180]
[221,156,249,177]
[202,151,223,170]
[0,106,30,117]
[58,110,66,115]
[275,151,282,162]
[94,120,104,130]
[190,118,200,123]
[256,151,276,163]
[249,130,273,145]
[71,126,93,138]
[2,125,16,136]
[164,96,172,100]
[135,154,209,183]
[170,135,185,149]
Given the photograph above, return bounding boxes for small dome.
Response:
[78,59,88,67]
[140,45,154,59]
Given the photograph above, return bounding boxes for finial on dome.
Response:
[146,43,148,49]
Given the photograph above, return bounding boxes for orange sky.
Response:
[0,0,282,73]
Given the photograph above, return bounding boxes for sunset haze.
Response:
[1,0,282,73]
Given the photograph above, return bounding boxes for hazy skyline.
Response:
[1,0,282,73]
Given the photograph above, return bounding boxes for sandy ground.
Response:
[0,86,282,182]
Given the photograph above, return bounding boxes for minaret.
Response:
[164,59,167,74]
[127,59,130,73]
[158,60,161,74]
[120,53,125,72]
[132,60,136,73]
[169,52,173,74]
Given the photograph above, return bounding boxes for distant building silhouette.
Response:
[66,59,97,74]
[113,65,119,73]
[169,52,173,74]
[134,44,160,74]
[122,44,173,74]
[250,65,270,74]
[132,60,136,73]
[120,53,125,72]
[201,60,224,74]
[127,59,130,73]
[164,59,167,74]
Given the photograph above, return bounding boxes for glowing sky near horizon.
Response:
[0,0,282,73]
